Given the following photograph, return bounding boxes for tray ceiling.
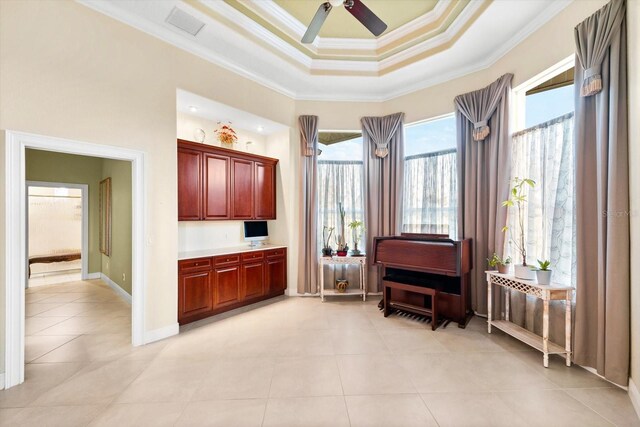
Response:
[79,0,573,101]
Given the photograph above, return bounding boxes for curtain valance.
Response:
[361,112,404,158]
[574,0,625,97]
[454,74,513,141]
[299,115,319,157]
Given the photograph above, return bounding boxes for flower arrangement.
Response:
[348,220,364,255]
[334,202,349,256]
[322,226,334,257]
[215,122,238,146]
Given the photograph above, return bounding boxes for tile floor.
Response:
[2,279,639,426]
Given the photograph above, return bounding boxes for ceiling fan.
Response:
[301,0,388,44]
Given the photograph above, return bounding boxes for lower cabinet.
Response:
[178,270,213,320]
[178,247,287,325]
[214,265,241,308]
[241,262,265,300]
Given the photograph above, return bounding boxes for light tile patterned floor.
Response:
[1,279,639,426]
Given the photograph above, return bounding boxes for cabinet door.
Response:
[266,256,287,294]
[241,262,265,300]
[179,271,212,321]
[214,265,240,308]
[203,153,230,220]
[254,162,276,219]
[231,159,254,219]
[177,147,202,221]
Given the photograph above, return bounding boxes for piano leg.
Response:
[383,285,391,317]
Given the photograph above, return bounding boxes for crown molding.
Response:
[79,0,574,103]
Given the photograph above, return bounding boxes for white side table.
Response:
[486,271,573,367]
[319,256,367,302]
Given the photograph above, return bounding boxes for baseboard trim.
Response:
[144,323,179,344]
[85,272,101,280]
[629,378,640,418]
[99,273,132,304]
[0,373,5,390]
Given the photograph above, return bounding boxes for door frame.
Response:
[25,181,89,282]
[4,130,147,389]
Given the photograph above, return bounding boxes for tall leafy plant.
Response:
[502,177,535,266]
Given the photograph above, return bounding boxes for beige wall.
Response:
[628,0,640,403]
[0,0,621,378]
[101,159,133,294]
[25,150,103,273]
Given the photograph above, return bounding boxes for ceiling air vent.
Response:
[165,7,205,36]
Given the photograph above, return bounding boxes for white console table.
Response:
[486,271,573,368]
[319,256,367,302]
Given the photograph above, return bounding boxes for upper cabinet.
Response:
[177,139,278,221]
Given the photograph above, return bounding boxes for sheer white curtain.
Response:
[506,112,576,286]
[402,149,457,236]
[317,160,365,288]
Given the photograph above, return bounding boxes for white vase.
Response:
[536,270,552,286]
[514,264,536,280]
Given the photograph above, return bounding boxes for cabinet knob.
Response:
[226,258,230,261]
[195,263,199,266]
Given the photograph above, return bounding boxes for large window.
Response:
[317,135,364,252]
[403,115,457,236]
[508,68,576,286]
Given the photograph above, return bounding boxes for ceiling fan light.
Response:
[329,0,343,7]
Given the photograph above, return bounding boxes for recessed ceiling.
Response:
[273,0,439,39]
[80,0,573,101]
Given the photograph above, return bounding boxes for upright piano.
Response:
[373,234,473,328]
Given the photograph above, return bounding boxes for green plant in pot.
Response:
[487,253,512,274]
[536,259,552,285]
[502,177,536,280]
[335,203,349,256]
[348,220,364,256]
[322,226,334,257]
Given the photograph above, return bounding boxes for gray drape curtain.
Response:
[455,73,513,315]
[362,112,405,292]
[403,149,457,236]
[298,115,319,294]
[573,0,629,386]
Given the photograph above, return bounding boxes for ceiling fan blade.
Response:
[345,0,387,37]
[302,2,332,44]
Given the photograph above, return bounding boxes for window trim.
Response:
[512,55,575,132]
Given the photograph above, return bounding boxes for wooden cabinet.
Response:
[254,162,276,219]
[214,265,240,308]
[232,159,254,219]
[177,139,277,221]
[177,147,202,221]
[266,256,287,295]
[178,247,287,325]
[241,262,264,300]
[203,153,230,220]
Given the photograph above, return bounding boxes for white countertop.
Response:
[178,244,287,260]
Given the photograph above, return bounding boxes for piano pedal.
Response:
[442,319,451,328]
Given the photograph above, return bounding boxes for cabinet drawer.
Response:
[214,254,240,266]
[266,248,286,258]
[179,258,211,272]
[242,251,264,262]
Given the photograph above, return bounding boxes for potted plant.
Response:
[498,256,512,274]
[322,226,334,257]
[335,203,349,256]
[215,122,238,148]
[536,259,552,285]
[487,253,500,270]
[502,177,536,280]
[487,253,511,274]
[348,220,364,256]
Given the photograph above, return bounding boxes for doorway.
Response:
[4,131,147,389]
[26,182,89,287]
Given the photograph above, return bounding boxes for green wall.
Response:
[26,149,102,272]
[101,159,132,294]
[25,149,132,295]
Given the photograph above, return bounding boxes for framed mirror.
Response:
[99,177,112,256]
